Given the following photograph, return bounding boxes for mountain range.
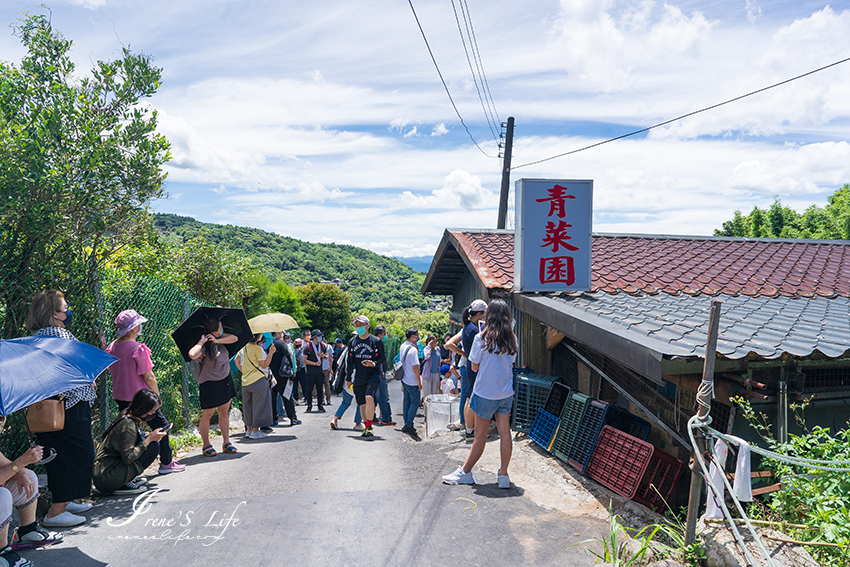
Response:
[153,213,430,312]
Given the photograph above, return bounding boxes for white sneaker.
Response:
[442,466,475,485]
[64,501,93,514]
[497,473,511,489]
[250,430,268,439]
[42,511,86,527]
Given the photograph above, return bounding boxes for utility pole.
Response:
[496,116,515,229]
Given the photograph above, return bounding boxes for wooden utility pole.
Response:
[496,116,515,229]
[684,300,723,546]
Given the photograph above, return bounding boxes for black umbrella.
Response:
[171,307,253,362]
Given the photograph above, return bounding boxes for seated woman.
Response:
[93,389,167,496]
[0,429,63,567]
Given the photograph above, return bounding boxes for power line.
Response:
[406,0,497,159]
[511,55,850,171]
[459,0,501,126]
[450,0,499,140]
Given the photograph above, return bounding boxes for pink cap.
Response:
[115,309,148,338]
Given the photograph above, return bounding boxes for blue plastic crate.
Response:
[511,373,560,433]
[529,408,560,452]
[604,405,652,441]
[551,392,592,464]
[568,399,610,474]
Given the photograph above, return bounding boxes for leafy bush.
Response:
[734,397,850,564]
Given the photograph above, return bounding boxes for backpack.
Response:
[394,343,414,382]
[279,347,295,379]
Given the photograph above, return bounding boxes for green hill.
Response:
[152,213,428,312]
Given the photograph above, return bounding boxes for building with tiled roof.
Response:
[424,229,850,457]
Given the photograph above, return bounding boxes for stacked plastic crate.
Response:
[528,382,571,451]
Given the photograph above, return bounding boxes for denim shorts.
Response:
[469,393,513,421]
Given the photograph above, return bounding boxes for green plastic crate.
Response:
[551,391,592,463]
[511,373,560,433]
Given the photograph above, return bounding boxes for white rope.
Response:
[689,416,771,567]
[705,427,850,471]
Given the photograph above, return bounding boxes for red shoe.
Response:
[378,420,397,426]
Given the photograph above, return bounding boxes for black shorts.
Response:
[353,378,380,406]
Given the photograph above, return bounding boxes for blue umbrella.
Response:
[0,337,118,416]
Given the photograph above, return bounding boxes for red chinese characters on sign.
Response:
[536,185,579,285]
[535,184,576,218]
[539,256,575,285]
[540,220,579,253]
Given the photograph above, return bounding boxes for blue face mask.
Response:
[61,309,73,328]
[217,327,224,338]
[355,326,367,336]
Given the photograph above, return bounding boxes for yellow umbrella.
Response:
[247,312,299,333]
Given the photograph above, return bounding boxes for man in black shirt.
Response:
[345,315,387,437]
[269,331,301,425]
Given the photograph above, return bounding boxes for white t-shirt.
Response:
[400,341,420,386]
[468,334,516,400]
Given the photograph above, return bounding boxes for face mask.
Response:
[381,336,387,342]
[144,412,157,422]
[355,326,367,336]
[285,338,291,343]
[137,323,143,337]
[61,309,73,328]
[217,327,224,338]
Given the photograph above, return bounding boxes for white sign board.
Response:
[514,179,593,292]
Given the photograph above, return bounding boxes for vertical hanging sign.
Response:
[514,179,592,292]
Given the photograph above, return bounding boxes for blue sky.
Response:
[2,1,849,256]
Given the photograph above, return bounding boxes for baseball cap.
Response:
[353,315,370,326]
[469,299,487,313]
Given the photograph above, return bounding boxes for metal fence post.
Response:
[180,293,193,430]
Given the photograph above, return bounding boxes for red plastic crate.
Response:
[586,426,654,499]
[632,448,684,513]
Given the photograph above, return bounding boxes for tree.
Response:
[0,13,170,339]
[296,282,351,336]
[244,274,310,327]
[714,185,850,240]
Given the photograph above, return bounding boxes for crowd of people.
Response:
[0,292,517,567]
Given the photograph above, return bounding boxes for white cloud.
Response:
[431,123,449,136]
[401,170,496,211]
[68,0,106,9]
[746,0,762,24]
[403,126,419,138]
[210,185,228,195]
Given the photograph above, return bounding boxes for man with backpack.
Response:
[398,327,422,436]
[303,329,327,413]
[269,331,301,425]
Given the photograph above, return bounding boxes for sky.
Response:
[2,0,850,258]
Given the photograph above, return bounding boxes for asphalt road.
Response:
[26,384,604,567]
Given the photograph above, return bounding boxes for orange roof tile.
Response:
[446,232,850,298]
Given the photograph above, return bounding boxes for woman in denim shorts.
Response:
[442,299,517,489]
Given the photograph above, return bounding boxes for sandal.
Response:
[202,445,217,457]
[222,442,237,454]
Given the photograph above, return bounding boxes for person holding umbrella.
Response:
[27,290,97,528]
[234,334,275,439]
[106,309,185,475]
[188,318,239,457]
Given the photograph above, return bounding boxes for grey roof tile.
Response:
[543,291,850,360]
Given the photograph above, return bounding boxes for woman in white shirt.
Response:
[442,300,516,489]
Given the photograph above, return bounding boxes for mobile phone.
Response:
[161,423,173,433]
[478,320,485,333]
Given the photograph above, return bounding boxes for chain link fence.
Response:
[0,267,211,461]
